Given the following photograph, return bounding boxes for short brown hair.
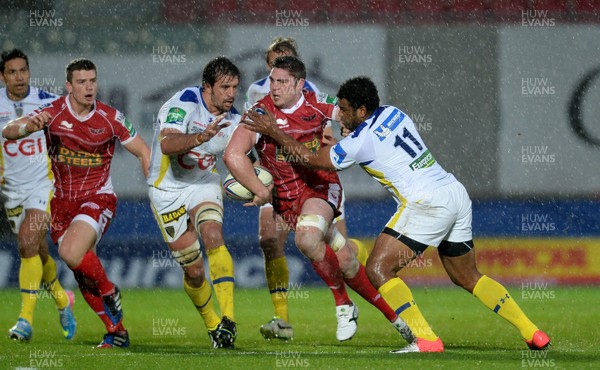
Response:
[66,58,96,83]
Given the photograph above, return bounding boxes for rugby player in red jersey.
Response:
[3,58,150,348]
[225,56,411,342]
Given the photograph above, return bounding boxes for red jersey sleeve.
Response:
[102,103,137,144]
[307,91,337,120]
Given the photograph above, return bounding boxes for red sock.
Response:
[73,271,123,333]
[72,251,114,296]
[345,264,397,321]
[311,245,351,306]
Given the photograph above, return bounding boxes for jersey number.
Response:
[393,128,422,158]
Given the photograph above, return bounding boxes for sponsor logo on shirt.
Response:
[114,111,136,136]
[55,146,103,167]
[276,118,289,128]
[166,107,186,124]
[89,127,106,135]
[6,205,23,218]
[317,93,338,105]
[122,118,136,136]
[161,205,186,224]
[301,114,317,122]
[115,111,126,123]
[59,120,73,131]
[3,138,44,156]
[373,110,403,142]
[409,149,436,171]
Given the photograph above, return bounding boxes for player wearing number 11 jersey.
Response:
[147,56,241,348]
[243,75,550,353]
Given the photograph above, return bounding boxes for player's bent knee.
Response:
[183,263,206,283]
[259,236,279,255]
[17,240,40,258]
[194,204,223,234]
[172,240,202,267]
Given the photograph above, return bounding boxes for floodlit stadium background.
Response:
[1,1,599,289]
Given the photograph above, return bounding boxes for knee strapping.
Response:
[329,227,347,252]
[194,204,223,233]
[296,214,329,234]
[172,240,202,267]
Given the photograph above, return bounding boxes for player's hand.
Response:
[243,104,278,136]
[243,183,273,207]
[200,114,229,143]
[26,112,53,133]
[339,122,352,137]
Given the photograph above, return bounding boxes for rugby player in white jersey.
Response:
[147,56,240,349]
[244,37,369,340]
[0,49,76,342]
[243,76,551,353]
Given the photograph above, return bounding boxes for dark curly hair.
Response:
[0,49,29,73]
[337,76,380,113]
[202,56,240,87]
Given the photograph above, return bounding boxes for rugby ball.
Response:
[223,165,273,201]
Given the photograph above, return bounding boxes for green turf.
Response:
[1,286,598,369]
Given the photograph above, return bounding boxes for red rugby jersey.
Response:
[254,91,340,201]
[34,96,136,200]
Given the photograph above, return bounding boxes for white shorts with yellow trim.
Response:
[386,181,472,247]
[148,174,223,243]
[2,182,53,234]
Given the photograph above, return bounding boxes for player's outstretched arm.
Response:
[160,114,229,155]
[123,135,151,179]
[243,105,336,171]
[2,112,52,140]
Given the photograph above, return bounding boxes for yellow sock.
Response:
[473,275,539,340]
[349,238,369,266]
[206,245,235,320]
[183,278,221,330]
[19,256,44,324]
[265,256,289,322]
[42,256,69,310]
[379,277,438,341]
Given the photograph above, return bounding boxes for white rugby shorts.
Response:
[148,173,223,243]
[2,182,53,234]
[386,181,473,247]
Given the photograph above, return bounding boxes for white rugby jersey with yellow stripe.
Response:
[0,87,57,192]
[330,105,456,204]
[148,86,241,190]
